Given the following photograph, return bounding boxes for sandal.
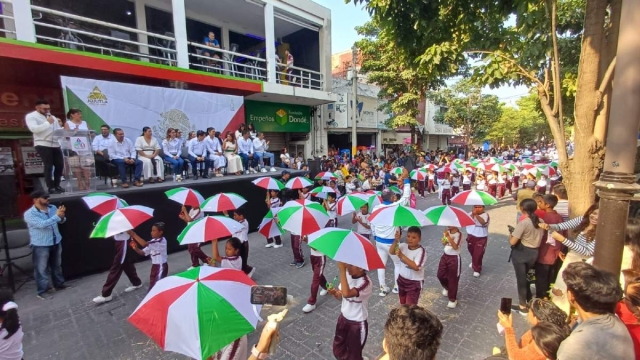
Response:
[157,177,163,183]
[149,178,155,183]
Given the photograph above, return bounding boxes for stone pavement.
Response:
[16,194,530,360]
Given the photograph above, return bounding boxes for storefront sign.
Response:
[0,87,63,131]
[21,147,44,175]
[245,101,310,133]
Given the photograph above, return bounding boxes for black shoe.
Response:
[55,284,70,291]
[201,175,208,179]
[295,261,306,269]
[37,293,53,300]
[193,174,198,180]
[55,186,65,193]
[48,187,60,194]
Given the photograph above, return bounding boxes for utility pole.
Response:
[592,0,640,274]
[351,44,358,159]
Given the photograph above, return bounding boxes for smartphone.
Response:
[500,297,512,315]
[250,285,288,306]
[507,225,515,234]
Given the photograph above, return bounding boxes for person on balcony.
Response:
[108,128,143,188]
[203,31,220,67]
[135,127,164,183]
[223,131,243,176]
[285,49,295,85]
[238,131,258,174]
[253,132,277,173]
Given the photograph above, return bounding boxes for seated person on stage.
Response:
[238,131,258,174]
[205,127,225,177]
[92,124,117,185]
[188,130,209,179]
[162,127,184,182]
[107,128,143,188]
[135,127,164,183]
[203,31,220,66]
[253,132,277,173]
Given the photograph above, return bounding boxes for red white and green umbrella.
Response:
[258,209,283,239]
[389,185,402,194]
[534,165,557,177]
[310,186,336,195]
[450,190,498,206]
[410,168,428,181]
[251,177,284,191]
[90,205,154,238]
[164,187,204,207]
[469,160,487,170]
[368,194,383,209]
[82,193,128,216]
[307,229,384,270]
[314,171,337,181]
[489,163,507,173]
[369,204,432,227]
[549,161,559,168]
[422,164,437,171]
[391,167,404,175]
[337,194,369,215]
[201,193,247,212]
[129,267,261,360]
[424,205,476,227]
[277,199,329,236]
[285,176,314,190]
[177,216,244,244]
[522,158,534,164]
[504,163,518,172]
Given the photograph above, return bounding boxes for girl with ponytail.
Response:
[510,199,545,314]
[0,290,23,359]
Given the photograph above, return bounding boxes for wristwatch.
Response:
[251,345,268,359]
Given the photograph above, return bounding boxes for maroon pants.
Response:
[417,180,425,196]
[441,189,451,205]
[397,275,422,305]
[266,235,282,245]
[102,241,142,297]
[291,234,304,263]
[240,241,253,274]
[451,186,460,197]
[512,177,519,188]
[149,263,168,291]
[308,255,328,305]
[437,254,461,302]
[550,179,557,190]
[462,183,471,191]
[333,314,368,360]
[488,184,497,197]
[467,234,488,273]
[505,180,512,194]
[536,186,546,195]
[497,183,506,198]
[427,179,436,193]
[188,243,211,267]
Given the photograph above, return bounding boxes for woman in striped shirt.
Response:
[540,202,599,314]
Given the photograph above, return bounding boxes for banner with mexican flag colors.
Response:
[60,76,245,143]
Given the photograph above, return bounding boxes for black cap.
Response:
[30,189,50,199]
[281,170,290,176]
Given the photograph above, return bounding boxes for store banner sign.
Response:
[245,101,310,133]
[21,147,43,175]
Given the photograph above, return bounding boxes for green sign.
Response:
[245,100,311,133]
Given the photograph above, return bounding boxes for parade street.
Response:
[17,195,527,360]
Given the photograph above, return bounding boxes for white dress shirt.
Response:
[107,138,136,159]
[92,134,114,152]
[252,138,268,152]
[205,136,222,154]
[162,138,182,156]
[25,110,62,147]
[237,137,254,155]
[188,138,208,158]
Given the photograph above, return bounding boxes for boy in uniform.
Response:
[390,227,427,305]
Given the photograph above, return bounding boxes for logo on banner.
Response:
[275,109,288,126]
[87,86,108,105]
[70,136,91,155]
[73,138,86,150]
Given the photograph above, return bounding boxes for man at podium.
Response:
[25,100,65,194]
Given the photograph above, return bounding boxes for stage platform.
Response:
[48,169,303,278]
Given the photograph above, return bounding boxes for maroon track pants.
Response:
[188,243,211,267]
[240,241,253,274]
[102,241,142,297]
[437,254,461,302]
[149,263,168,291]
[397,275,422,305]
[441,189,451,205]
[417,180,425,196]
[467,234,488,273]
[308,254,328,305]
[333,314,368,360]
[291,234,304,263]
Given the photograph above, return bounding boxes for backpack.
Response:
[409,193,417,209]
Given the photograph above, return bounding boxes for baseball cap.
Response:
[30,190,50,199]
[526,180,536,188]
[281,170,290,176]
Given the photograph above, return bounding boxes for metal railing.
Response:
[0,0,16,38]
[188,41,267,81]
[30,5,177,65]
[276,65,324,90]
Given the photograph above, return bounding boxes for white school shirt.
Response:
[476,180,486,190]
[114,232,130,264]
[466,212,490,237]
[189,208,204,221]
[339,273,372,322]
[537,179,547,187]
[354,211,371,235]
[345,182,356,194]
[462,175,471,185]
[0,327,24,360]
[397,243,427,281]
[452,177,460,187]
[142,237,168,264]
[269,197,281,208]
[221,255,242,270]
[162,138,182,156]
[440,179,451,190]
[444,231,462,256]
[428,173,435,180]
[488,174,497,185]
[498,175,506,184]
[233,219,249,243]
[326,201,337,220]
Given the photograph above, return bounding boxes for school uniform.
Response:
[476,179,486,192]
[440,179,452,205]
[186,208,210,267]
[511,171,520,189]
[101,232,142,297]
[427,173,436,193]
[221,255,243,271]
[266,197,282,246]
[211,335,247,360]
[466,212,490,273]
[497,174,506,198]
[307,245,328,306]
[143,237,168,291]
[396,243,427,305]
[451,176,461,197]
[290,230,304,264]
[537,179,547,194]
[436,171,446,199]
[437,231,462,302]
[233,219,253,275]
[354,211,371,240]
[326,201,338,227]
[487,174,497,197]
[462,174,472,191]
[505,174,513,195]
[332,273,372,360]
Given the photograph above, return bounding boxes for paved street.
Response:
[16,194,529,360]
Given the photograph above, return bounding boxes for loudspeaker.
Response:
[307,159,321,178]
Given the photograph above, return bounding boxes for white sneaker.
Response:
[447,301,458,309]
[260,168,268,173]
[124,284,142,293]
[392,286,399,294]
[248,267,256,278]
[473,272,481,278]
[302,303,316,313]
[175,175,182,182]
[245,170,251,175]
[265,243,274,248]
[469,263,473,268]
[252,168,259,174]
[187,266,196,271]
[320,289,328,296]
[379,286,390,297]
[270,167,277,172]
[92,295,113,304]
[442,289,448,297]
[273,244,283,248]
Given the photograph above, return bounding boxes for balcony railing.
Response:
[0,0,15,37]
[188,41,267,81]
[276,65,324,90]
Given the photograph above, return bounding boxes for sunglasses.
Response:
[40,196,50,200]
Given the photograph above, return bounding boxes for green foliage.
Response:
[487,93,552,146]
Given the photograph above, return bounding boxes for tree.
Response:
[429,80,502,156]
[349,0,619,215]
[487,93,554,147]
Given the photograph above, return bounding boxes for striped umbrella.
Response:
[424,205,476,227]
[90,206,154,238]
[391,167,404,175]
[489,164,507,173]
[307,229,384,270]
[285,176,314,190]
[410,168,428,181]
[369,204,432,227]
[277,199,329,236]
[201,193,247,212]
[451,190,498,206]
[251,177,284,191]
[82,193,128,216]
[337,194,369,216]
[129,267,261,360]
[422,164,437,171]
[389,185,402,194]
[177,216,244,244]
[164,187,205,207]
[549,161,559,168]
[314,171,338,181]
[258,208,283,239]
[522,158,534,164]
[368,194,383,209]
[532,165,557,177]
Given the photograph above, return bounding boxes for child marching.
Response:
[230,208,255,278]
[440,173,452,206]
[179,205,211,269]
[352,204,371,240]
[92,231,143,304]
[462,169,472,191]
[437,226,462,309]
[390,227,427,305]
[128,223,168,291]
[451,172,461,197]
[264,190,283,248]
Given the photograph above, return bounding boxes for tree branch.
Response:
[594,56,616,111]
[467,50,544,88]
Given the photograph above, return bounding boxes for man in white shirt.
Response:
[205,127,225,177]
[107,128,143,188]
[25,100,65,194]
[188,130,209,179]
[252,132,276,173]
[237,131,257,174]
[92,124,117,183]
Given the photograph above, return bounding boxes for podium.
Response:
[53,129,97,193]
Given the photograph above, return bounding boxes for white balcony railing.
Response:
[276,65,324,90]
[0,0,16,37]
[188,41,267,81]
